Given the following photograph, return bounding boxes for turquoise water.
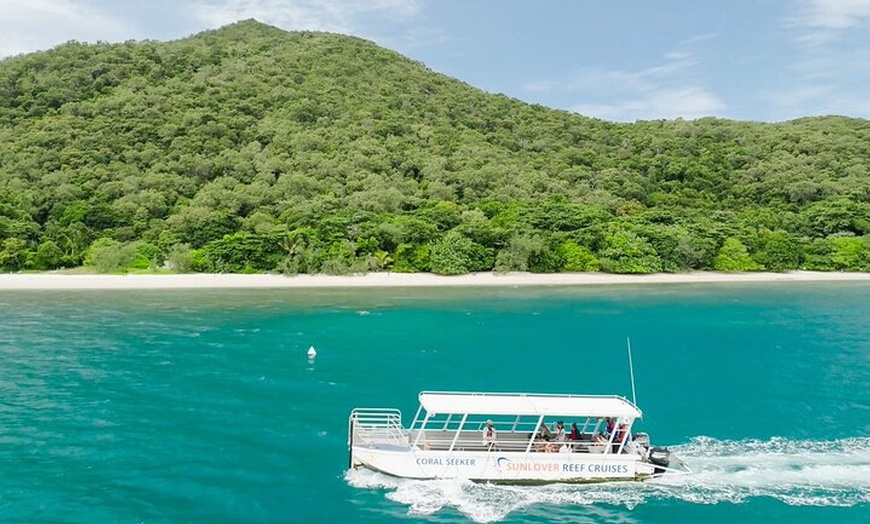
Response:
[0,283,868,523]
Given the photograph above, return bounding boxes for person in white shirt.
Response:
[482,420,497,451]
[553,420,566,442]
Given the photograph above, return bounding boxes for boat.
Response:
[347,391,690,483]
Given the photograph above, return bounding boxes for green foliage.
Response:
[197,232,283,272]
[190,249,208,272]
[85,238,142,273]
[829,235,870,270]
[430,230,491,275]
[598,231,661,274]
[752,230,801,271]
[34,240,64,269]
[559,241,601,272]
[132,242,162,270]
[0,21,868,275]
[167,243,194,272]
[494,234,543,272]
[802,237,835,270]
[0,238,30,270]
[713,237,763,272]
[392,243,431,272]
[528,242,564,273]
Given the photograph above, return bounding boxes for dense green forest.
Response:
[1,20,869,274]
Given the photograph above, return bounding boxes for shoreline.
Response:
[0,271,869,290]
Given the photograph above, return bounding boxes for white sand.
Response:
[0,271,868,290]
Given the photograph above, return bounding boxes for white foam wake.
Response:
[344,436,870,523]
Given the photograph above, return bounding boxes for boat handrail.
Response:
[349,408,408,449]
[407,428,623,454]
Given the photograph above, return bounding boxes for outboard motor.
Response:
[632,432,651,457]
[633,432,650,449]
[648,446,671,474]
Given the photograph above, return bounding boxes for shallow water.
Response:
[0,282,867,523]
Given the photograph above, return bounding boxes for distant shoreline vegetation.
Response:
[1,21,869,275]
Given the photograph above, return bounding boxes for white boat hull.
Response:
[352,446,659,483]
[348,393,690,484]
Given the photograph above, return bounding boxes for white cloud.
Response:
[763,86,870,120]
[573,86,725,122]
[391,26,450,51]
[0,0,134,57]
[763,54,870,120]
[523,52,723,121]
[678,33,719,46]
[523,53,699,95]
[793,0,870,28]
[188,0,421,35]
[790,45,870,79]
[777,1,870,118]
[789,0,870,45]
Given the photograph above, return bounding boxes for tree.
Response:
[752,230,801,271]
[598,231,661,274]
[430,230,491,275]
[198,232,283,272]
[1,25,868,276]
[802,237,834,270]
[34,240,64,269]
[85,238,141,273]
[166,243,194,272]
[829,235,870,271]
[559,241,600,272]
[713,237,762,271]
[0,238,29,270]
[494,234,543,272]
[392,243,430,272]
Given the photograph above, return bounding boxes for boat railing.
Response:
[407,429,619,453]
[349,408,409,449]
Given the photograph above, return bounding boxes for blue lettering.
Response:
[416,457,479,467]
[445,458,476,466]
[586,463,630,474]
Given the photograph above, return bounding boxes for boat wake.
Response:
[344,436,870,523]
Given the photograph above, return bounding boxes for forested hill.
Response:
[1,20,869,274]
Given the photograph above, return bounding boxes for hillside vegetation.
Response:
[1,20,869,274]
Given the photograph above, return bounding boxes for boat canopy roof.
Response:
[418,391,642,419]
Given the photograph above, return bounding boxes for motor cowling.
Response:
[633,432,650,449]
[648,446,671,473]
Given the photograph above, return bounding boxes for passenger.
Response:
[612,423,628,453]
[569,422,581,441]
[532,422,553,452]
[553,420,566,442]
[538,422,553,441]
[482,420,497,451]
[604,417,615,437]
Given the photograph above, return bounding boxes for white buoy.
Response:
[307,346,317,359]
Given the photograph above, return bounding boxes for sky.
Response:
[1,0,869,122]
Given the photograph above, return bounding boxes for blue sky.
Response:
[1,0,869,122]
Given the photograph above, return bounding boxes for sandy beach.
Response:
[0,271,869,290]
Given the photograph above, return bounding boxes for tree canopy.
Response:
[1,20,869,274]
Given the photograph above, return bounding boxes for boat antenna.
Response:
[627,337,637,407]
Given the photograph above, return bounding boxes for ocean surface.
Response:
[0,282,868,523]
